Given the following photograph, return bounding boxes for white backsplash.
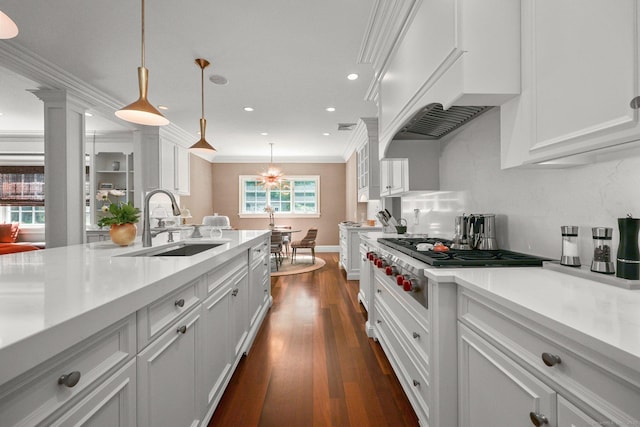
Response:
[395,107,640,263]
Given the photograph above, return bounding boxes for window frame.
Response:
[238,175,321,218]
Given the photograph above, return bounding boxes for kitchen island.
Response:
[0,230,271,426]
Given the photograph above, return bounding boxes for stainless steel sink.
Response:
[118,243,223,257]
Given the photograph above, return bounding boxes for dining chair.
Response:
[290,228,318,264]
[270,231,284,270]
[273,225,292,257]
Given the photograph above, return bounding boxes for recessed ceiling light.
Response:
[243,107,254,112]
[158,105,169,110]
[209,74,228,85]
[326,107,336,112]
[323,132,330,136]
[84,112,93,117]
[347,73,359,80]
[260,132,269,136]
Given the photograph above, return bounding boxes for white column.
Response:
[33,89,88,248]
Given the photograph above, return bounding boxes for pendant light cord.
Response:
[141,0,145,68]
[201,64,205,119]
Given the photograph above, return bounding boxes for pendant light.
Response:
[258,143,283,188]
[115,0,169,126]
[189,58,217,154]
[0,11,18,39]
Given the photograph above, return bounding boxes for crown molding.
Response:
[357,0,422,102]
[0,40,194,145]
[342,117,378,160]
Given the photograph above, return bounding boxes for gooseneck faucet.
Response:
[142,189,182,247]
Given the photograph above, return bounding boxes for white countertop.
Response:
[427,266,640,371]
[0,230,269,385]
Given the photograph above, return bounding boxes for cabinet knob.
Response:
[541,352,561,367]
[631,96,640,109]
[412,332,420,339]
[376,289,382,294]
[376,320,382,324]
[412,379,420,387]
[175,298,185,308]
[529,412,549,426]
[232,288,239,297]
[177,325,187,334]
[58,371,81,388]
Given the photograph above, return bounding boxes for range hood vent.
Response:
[395,104,492,140]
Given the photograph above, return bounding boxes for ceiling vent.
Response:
[395,104,492,139]
[337,123,357,131]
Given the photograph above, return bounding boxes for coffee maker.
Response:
[452,214,498,250]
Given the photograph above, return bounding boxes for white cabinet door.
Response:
[502,0,640,167]
[50,359,136,427]
[201,286,232,411]
[137,307,201,427]
[231,269,249,358]
[458,324,556,427]
[160,141,190,195]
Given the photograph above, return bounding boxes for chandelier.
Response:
[258,143,283,188]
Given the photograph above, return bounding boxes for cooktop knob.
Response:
[385,265,398,276]
[396,275,405,286]
[403,278,419,292]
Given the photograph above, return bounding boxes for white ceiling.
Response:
[0,0,378,162]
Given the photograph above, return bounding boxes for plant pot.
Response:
[110,223,137,246]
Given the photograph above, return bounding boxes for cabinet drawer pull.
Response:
[376,289,382,293]
[177,325,187,334]
[541,352,561,367]
[412,332,420,339]
[376,320,382,324]
[58,371,81,388]
[412,379,420,387]
[529,412,549,426]
[174,298,185,308]
[232,288,239,297]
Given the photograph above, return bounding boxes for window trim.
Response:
[238,175,321,218]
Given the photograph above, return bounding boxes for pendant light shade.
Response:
[115,0,168,126]
[189,58,217,154]
[0,11,18,39]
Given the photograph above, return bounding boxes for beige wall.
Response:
[180,154,214,224]
[208,163,346,246]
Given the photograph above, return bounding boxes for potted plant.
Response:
[96,190,141,246]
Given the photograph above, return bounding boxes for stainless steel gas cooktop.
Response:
[378,237,552,267]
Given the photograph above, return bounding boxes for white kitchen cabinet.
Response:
[358,240,373,317]
[201,283,232,416]
[161,139,190,196]
[458,324,555,427]
[458,287,640,426]
[230,266,249,359]
[0,315,136,427]
[339,224,381,280]
[353,118,380,202]
[501,0,640,168]
[49,359,136,427]
[379,158,406,196]
[248,239,269,332]
[137,306,202,427]
[380,140,440,197]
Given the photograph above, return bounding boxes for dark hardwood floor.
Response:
[208,253,419,427]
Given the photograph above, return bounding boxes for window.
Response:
[240,175,320,217]
[0,166,46,225]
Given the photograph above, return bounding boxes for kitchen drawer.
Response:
[374,274,430,362]
[0,314,136,427]
[137,278,201,350]
[207,253,248,295]
[458,288,640,425]
[375,304,430,423]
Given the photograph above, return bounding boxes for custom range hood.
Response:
[394,104,492,140]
